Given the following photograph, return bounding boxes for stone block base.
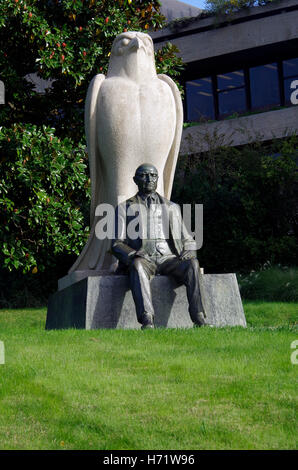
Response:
[46,273,246,330]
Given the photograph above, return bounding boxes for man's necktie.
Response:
[146,196,156,254]
[146,195,154,209]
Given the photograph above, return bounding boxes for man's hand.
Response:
[179,250,197,260]
[127,250,137,266]
[127,249,151,265]
[134,249,152,262]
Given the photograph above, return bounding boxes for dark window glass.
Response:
[186,78,215,121]
[217,70,246,116]
[284,77,298,104]
[283,58,298,78]
[217,71,244,91]
[218,88,246,116]
[250,63,279,109]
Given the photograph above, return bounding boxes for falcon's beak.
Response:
[129,37,143,51]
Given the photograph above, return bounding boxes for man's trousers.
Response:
[128,255,205,326]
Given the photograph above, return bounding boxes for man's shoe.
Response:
[141,323,154,330]
[193,312,206,327]
[141,314,155,330]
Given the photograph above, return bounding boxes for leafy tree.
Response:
[0,124,88,273]
[205,0,279,16]
[173,135,298,274]
[0,0,183,142]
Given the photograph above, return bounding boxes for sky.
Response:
[180,0,206,9]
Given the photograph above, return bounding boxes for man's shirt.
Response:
[136,192,174,257]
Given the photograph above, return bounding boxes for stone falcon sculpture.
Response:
[69,31,183,273]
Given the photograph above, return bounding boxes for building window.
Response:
[185,57,298,123]
[283,58,298,104]
[186,77,215,121]
[217,70,246,117]
[250,63,280,110]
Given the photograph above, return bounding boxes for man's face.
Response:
[134,165,158,194]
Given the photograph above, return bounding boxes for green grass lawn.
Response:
[0,302,297,450]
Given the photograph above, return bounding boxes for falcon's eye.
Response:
[121,38,130,47]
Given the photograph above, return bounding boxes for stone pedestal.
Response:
[46,273,246,330]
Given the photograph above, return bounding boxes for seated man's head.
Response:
[133,163,158,195]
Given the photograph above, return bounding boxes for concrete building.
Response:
[151,0,298,153]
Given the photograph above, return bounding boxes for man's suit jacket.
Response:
[112,192,196,266]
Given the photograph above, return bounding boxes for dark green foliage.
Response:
[172,136,298,274]
[238,265,298,302]
[155,42,184,80]
[0,123,89,307]
[0,124,89,274]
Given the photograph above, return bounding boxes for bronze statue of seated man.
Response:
[112,163,206,329]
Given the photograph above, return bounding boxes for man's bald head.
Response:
[135,163,158,177]
[134,163,159,195]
